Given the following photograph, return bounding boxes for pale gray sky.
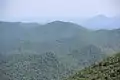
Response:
[0,0,120,22]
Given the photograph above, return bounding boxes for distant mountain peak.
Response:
[91,15,109,20]
[96,15,108,18]
[82,14,120,29]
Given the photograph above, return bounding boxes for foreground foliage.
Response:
[66,52,120,80]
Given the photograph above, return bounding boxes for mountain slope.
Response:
[66,52,120,80]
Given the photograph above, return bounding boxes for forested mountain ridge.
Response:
[0,21,120,80]
[0,21,120,55]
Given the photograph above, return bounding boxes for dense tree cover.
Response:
[0,52,74,80]
[0,21,120,80]
[66,52,120,80]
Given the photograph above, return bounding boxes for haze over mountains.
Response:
[81,15,120,30]
[0,20,120,80]
[1,15,120,30]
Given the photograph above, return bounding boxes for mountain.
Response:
[66,52,120,80]
[0,21,120,80]
[82,15,120,29]
[0,20,88,54]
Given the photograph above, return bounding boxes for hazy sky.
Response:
[0,0,120,22]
